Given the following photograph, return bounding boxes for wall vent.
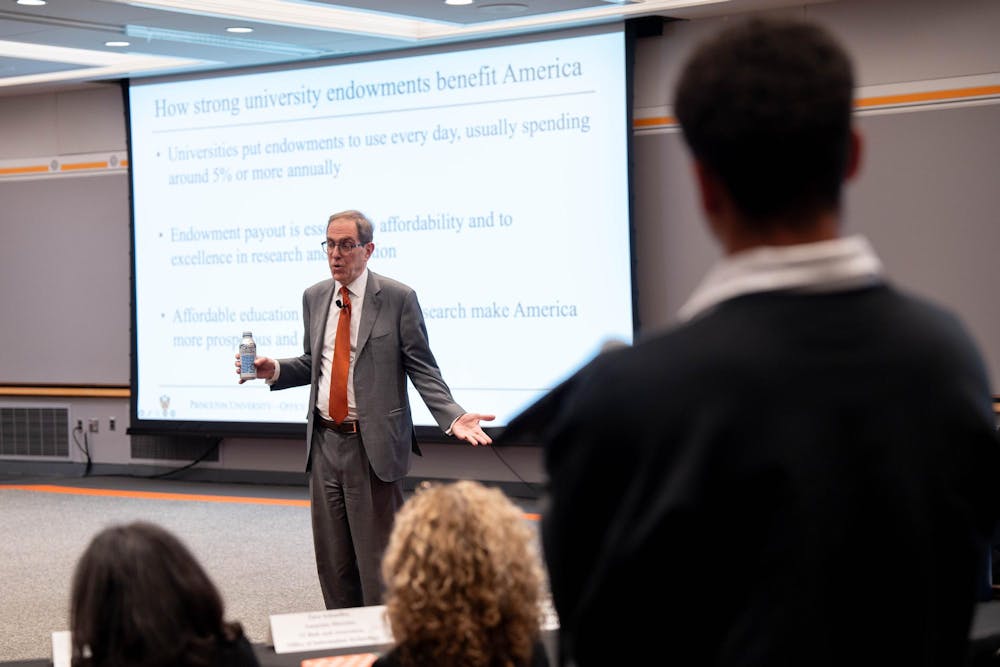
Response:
[130,434,220,462]
[0,405,70,458]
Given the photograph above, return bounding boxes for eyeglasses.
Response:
[322,239,362,253]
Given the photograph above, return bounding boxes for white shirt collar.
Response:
[336,268,369,302]
[678,235,884,322]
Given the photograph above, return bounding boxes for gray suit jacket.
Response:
[271,270,465,481]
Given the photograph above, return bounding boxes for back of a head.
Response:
[70,521,240,667]
[674,18,855,226]
[381,480,544,667]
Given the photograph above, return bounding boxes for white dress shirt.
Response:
[269,269,369,422]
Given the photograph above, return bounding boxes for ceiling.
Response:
[0,0,819,96]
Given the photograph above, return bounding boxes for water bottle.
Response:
[239,331,257,380]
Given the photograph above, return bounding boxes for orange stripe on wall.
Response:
[60,161,109,171]
[0,386,129,398]
[0,160,126,176]
[633,85,1000,130]
[0,165,48,175]
[856,85,1000,108]
[634,115,675,128]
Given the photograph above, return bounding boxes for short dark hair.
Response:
[70,522,245,667]
[674,18,855,226]
[328,209,374,244]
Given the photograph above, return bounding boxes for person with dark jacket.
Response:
[515,17,1000,667]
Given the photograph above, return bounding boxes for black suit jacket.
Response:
[526,285,1000,666]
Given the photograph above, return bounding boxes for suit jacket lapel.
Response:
[357,271,381,357]
[312,280,336,383]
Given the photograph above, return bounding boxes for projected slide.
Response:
[129,27,632,431]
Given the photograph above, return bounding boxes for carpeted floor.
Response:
[0,474,543,663]
[6,473,1000,665]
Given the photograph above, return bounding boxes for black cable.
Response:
[92,437,223,481]
[71,423,92,476]
[144,438,222,479]
[489,441,541,498]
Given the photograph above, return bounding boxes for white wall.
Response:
[0,84,125,157]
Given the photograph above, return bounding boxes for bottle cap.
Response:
[243,331,253,337]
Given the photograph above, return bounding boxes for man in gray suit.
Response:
[239,209,494,608]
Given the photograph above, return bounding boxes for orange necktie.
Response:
[328,286,351,423]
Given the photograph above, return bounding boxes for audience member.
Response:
[513,17,1000,666]
[375,480,549,667]
[70,521,259,667]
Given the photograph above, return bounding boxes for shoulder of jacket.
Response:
[368,270,414,296]
[304,277,335,295]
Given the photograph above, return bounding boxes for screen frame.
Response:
[125,21,641,442]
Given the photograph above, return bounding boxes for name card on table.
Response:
[52,630,71,667]
[270,605,393,654]
[301,654,378,667]
[540,596,561,631]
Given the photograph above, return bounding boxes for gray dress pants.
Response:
[309,426,404,608]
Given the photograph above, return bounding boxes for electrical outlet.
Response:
[88,418,99,433]
[76,419,83,431]
[109,417,116,432]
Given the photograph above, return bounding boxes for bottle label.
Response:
[239,342,256,378]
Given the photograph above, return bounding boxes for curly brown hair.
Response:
[381,480,545,667]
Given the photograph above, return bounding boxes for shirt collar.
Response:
[336,268,368,302]
[677,235,884,322]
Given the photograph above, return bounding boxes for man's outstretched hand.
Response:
[452,412,496,446]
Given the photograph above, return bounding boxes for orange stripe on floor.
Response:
[1,484,310,507]
[0,484,541,520]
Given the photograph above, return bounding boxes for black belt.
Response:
[314,410,360,434]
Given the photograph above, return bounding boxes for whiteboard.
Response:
[0,173,130,384]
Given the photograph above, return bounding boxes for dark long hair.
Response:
[70,521,245,667]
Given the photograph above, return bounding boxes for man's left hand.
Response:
[453,412,496,446]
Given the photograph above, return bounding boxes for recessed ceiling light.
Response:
[105,41,130,47]
[444,0,474,5]
[16,0,48,5]
[226,26,253,33]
